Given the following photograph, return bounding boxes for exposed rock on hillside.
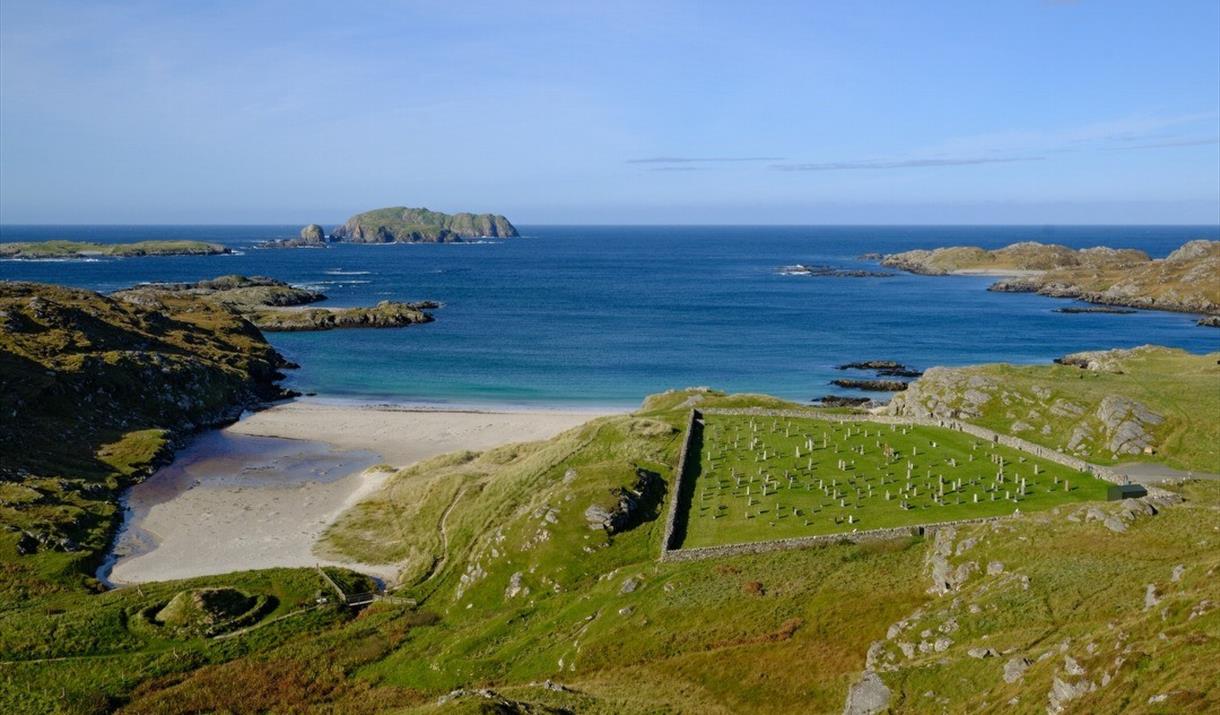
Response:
[886,346,1219,469]
[880,240,1219,318]
[843,671,891,715]
[881,241,1147,276]
[330,206,518,243]
[584,467,663,534]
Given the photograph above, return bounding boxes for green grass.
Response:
[675,414,1110,549]
[2,380,1217,713]
[892,346,1220,473]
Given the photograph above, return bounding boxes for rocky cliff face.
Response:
[329,206,519,243]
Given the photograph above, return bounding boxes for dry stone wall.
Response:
[658,407,1122,562]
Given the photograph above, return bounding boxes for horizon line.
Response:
[2,222,1219,229]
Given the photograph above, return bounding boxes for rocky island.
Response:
[331,206,518,243]
[256,224,328,249]
[0,239,231,259]
[113,275,438,331]
[257,208,519,248]
[880,239,1220,319]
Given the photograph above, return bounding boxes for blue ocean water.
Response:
[2,225,1217,407]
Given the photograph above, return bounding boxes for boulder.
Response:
[299,224,326,243]
[843,671,890,715]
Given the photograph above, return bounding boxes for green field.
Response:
[676,414,1111,549]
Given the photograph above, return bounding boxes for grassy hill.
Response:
[887,346,1220,474]
[108,388,1219,714]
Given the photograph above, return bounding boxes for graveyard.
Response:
[676,413,1112,549]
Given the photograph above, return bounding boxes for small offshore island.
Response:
[0,239,230,259]
[260,206,520,248]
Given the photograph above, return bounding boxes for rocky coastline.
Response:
[831,378,910,392]
[780,264,896,278]
[113,275,438,331]
[879,240,1220,321]
[257,224,328,249]
[0,281,294,563]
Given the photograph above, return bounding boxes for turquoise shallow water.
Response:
[2,225,1217,407]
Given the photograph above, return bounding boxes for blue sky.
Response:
[1,1,1218,224]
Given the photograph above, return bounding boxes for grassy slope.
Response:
[117,388,1219,714]
[0,240,228,258]
[888,347,1220,473]
[680,414,1109,548]
[873,480,1220,714]
[1,384,1216,713]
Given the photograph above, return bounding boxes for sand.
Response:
[226,399,613,466]
[106,400,615,585]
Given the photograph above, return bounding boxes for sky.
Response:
[1,1,1218,225]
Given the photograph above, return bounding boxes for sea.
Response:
[3,225,1217,409]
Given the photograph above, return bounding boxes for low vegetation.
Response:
[882,239,1220,316]
[0,240,229,259]
[114,274,438,331]
[0,281,290,599]
[888,346,1220,473]
[330,206,519,243]
[2,282,1216,712]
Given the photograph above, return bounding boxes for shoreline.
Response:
[105,400,614,585]
[267,393,638,417]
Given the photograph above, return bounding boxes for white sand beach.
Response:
[227,399,613,466]
[106,400,614,585]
